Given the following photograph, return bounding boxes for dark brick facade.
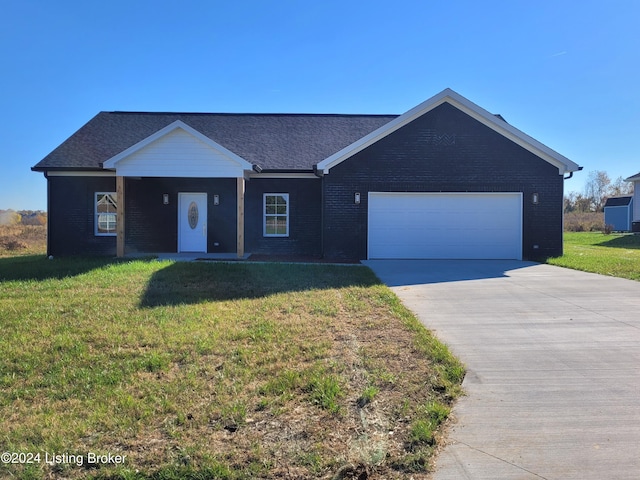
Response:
[125,177,238,254]
[245,177,321,256]
[47,175,322,257]
[48,176,118,256]
[321,102,565,260]
[46,102,566,260]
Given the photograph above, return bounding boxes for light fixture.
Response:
[163,193,169,205]
[355,192,361,204]
[214,195,220,205]
[532,193,539,205]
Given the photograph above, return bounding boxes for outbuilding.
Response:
[604,196,634,232]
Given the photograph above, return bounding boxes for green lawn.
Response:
[0,256,463,480]
[547,232,640,281]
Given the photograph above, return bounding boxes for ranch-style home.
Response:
[32,88,581,261]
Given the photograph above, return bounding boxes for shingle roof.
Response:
[604,196,633,207]
[32,112,398,171]
[625,171,640,182]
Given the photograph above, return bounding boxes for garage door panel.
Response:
[368,192,522,259]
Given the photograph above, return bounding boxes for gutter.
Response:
[564,166,583,180]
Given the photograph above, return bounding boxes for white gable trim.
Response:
[316,88,580,175]
[102,120,253,176]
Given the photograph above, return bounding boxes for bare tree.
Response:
[584,170,611,211]
[609,176,634,197]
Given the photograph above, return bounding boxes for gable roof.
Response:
[604,196,633,207]
[625,171,640,182]
[32,112,397,172]
[316,88,581,175]
[32,89,580,176]
[102,120,253,175]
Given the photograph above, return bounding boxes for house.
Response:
[604,196,634,232]
[624,172,640,232]
[31,88,581,260]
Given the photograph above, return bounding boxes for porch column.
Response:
[237,177,245,258]
[116,175,125,257]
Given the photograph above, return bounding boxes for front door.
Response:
[178,193,207,252]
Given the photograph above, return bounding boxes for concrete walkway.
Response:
[363,260,640,480]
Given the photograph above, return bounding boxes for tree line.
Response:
[0,209,47,226]
[565,170,634,213]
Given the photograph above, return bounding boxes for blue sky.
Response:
[1,0,638,210]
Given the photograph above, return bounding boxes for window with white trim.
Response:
[95,192,117,236]
[263,193,289,237]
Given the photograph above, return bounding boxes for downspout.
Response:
[314,165,325,258]
[320,173,325,259]
[44,171,51,257]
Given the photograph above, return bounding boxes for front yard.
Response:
[547,232,640,281]
[0,255,463,479]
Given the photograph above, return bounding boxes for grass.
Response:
[547,232,640,280]
[0,255,464,479]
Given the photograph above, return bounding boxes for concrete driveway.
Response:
[363,260,640,480]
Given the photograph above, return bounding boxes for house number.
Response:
[188,202,198,229]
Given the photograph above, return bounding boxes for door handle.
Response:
[203,224,207,236]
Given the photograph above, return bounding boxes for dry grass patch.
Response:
[0,258,463,479]
[0,224,46,256]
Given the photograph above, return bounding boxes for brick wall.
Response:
[48,176,118,256]
[49,175,323,257]
[125,177,237,254]
[322,102,564,260]
[245,177,321,255]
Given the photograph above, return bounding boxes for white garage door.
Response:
[368,192,522,260]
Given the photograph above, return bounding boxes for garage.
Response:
[368,192,522,260]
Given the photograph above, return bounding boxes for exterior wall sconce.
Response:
[214,195,220,205]
[355,192,361,204]
[532,192,539,205]
[163,193,169,205]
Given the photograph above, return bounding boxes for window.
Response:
[95,192,117,236]
[263,193,289,237]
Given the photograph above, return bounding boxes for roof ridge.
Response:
[106,111,399,117]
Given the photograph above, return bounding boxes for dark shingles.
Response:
[604,196,633,207]
[32,112,398,171]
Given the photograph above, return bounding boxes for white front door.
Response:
[178,193,207,252]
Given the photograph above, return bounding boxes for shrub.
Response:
[564,212,604,232]
[2,238,27,251]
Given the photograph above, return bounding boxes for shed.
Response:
[604,196,634,232]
